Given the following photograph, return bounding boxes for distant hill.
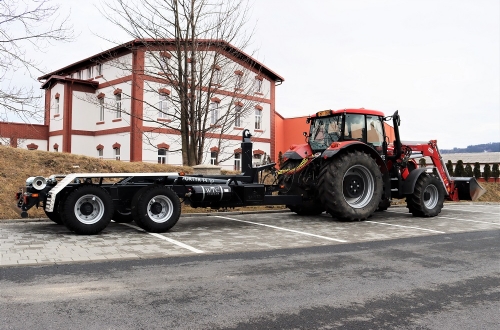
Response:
[441,142,500,154]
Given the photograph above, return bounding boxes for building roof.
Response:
[38,39,284,83]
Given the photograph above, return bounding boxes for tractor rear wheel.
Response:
[405,173,444,217]
[318,151,383,221]
[278,160,324,215]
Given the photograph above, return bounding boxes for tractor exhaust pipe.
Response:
[452,177,486,201]
[386,110,402,161]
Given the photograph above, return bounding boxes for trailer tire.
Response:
[318,151,383,221]
[61,185,114,235]
[131,185,181,233]
[44,210,63,225]
[405,173,444,217]
[278,160,324,215]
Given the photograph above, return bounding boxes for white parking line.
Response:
[214,215,348,243]
[116,222,204,254]
[438,216,500,226]
[365,221,446,234]
[442,208,500,215]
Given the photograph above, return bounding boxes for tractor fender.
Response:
[321,141,388,175]
[283,143,313,160]
[402,168,427,195]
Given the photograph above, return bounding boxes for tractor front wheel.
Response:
[405,174,444,217]
[318,151,383,221]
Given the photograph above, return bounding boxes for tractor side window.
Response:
[344,114,365,141]
[366,116,384,147]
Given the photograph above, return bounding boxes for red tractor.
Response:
[277,108,485,220]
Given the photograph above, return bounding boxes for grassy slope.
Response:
[0,146,498,219]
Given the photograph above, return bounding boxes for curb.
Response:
[1,202,498,224]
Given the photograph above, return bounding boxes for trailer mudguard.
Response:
[401,168,427,195]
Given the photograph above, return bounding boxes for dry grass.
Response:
[0,145,497,220]
[0,145,192,219]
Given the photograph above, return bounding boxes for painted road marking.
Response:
[442,208,500,215]
[116,222,204,254]
[438,216,500,226]
[214,215,348,243]
[365,220,446,234]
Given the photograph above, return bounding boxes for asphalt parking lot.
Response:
[1,203,499,267]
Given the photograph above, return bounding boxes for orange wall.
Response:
[274,113,395,161]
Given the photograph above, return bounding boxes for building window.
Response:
[158,148,167,164]
[55,98,60,115]
[235,74,242,89]
[210,101,219,125]
[255,109,262,130]
[77,71,82,79]
[234,153,241,171]
[213,65,221,85]
[115,94,122,118]
[255,77,263,93]
[253,153,262,165]
[234,105,242,127]
[98,149,103,159]
[210,151,218,165]
[99,98,104,121]
[159,93,168,118]
[87,67,93,79]
[114,148,120,161]
[97,64,102,76]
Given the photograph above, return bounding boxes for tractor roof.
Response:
[310,108,385,118]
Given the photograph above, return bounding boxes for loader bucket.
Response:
[452,177,487,201]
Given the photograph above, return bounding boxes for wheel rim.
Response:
[74,194,105,224]
[342,165,375,209]
[423,184,439,209]
[147,195,173,223]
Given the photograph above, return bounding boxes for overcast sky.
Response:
[31,0,500,149]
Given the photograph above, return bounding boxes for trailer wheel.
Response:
[278,160,324,215]
[113,208,134,223]
[318,151,383,221]
[45,200,64,225]
[131,185,181,233]
[405,173,444,217]
[61,185,114,235]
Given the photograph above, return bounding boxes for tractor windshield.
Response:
[309,115,342,151]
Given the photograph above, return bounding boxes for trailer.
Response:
[15,129,301,234]
[15,110,486,235]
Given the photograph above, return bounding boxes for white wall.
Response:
[18,139,48,151]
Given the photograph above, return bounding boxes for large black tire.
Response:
[318,151,383,221]
[131,185,181,233]
[112,208,134,223]
[61,185,114,235]
[376,198,391,212]
[278,160,324,215]
[44,202,64,225]
[406,173,444,217]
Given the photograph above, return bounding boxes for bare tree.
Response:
[99,0,263,166]
[0,0,73,122]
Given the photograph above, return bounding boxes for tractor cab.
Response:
[307,109,386,154]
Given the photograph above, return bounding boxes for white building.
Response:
[3,39,284,169]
